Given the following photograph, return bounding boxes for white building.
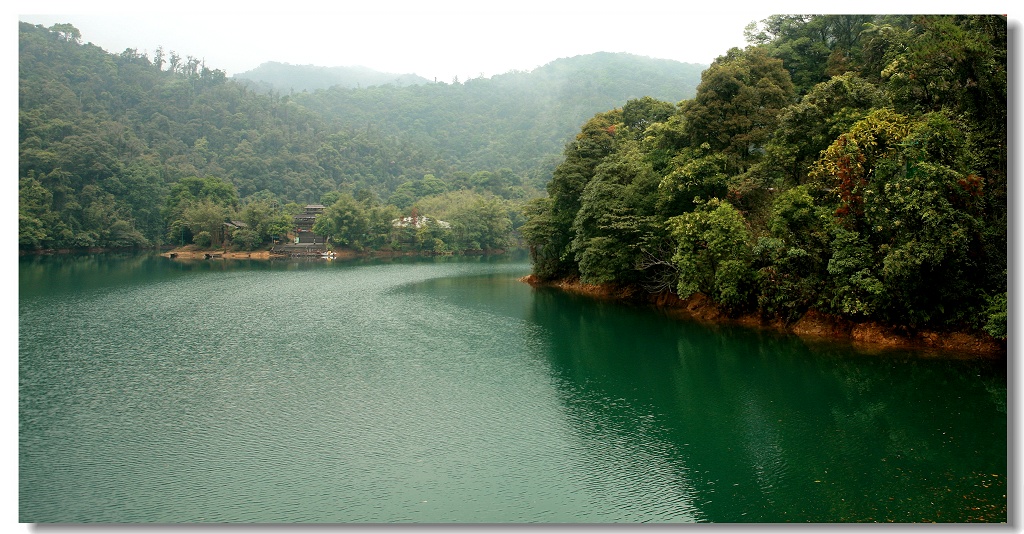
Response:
[391,216,451,229]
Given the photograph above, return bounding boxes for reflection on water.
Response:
[527,286,1007,522]
[19,253,1006,523]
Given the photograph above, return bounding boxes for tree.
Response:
[681,47,796,174]
[881,16,1006,121]
[668,199,754,312]
[182,198,228,246]
[570,182,639,284]
[982,291,1007,340]
[770,72,883,185]
[413,219,453,253]
[748,15,875,95]
[813,109,993,327]
[49,23,81,44]
[858,112,987,326]
[810,108,913,224]
[168,51,181,73]
[528,109,623,280]
[192,230,213,248]
[240,198,290,244]
[569,140,660,284]
[313,193,370,248]
[364,202,402,249]
[389,174,450,209]
[657,143,730,216]
[230,228,262,250]
[167,176,239,209]
[164,176,238,243]
[752,185,832,321]
[875,17,1007,282]
[520,197,560,279]
[824,226,883,318]
[19,176,56,248]
[622,97,675,137]
[413,189,514,251]
[153,45,165,71]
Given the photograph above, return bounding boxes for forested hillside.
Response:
[522,15,1007,339]
[281,52,704,178]
[19,16,1007,338]
[17,21,703,253]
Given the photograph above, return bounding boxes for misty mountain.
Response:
[215,52,707,179]
[517,51,704,103]
[18,21,706,249]
[232,61,431,92]
[291,52,706,178]
[234,53,705,102]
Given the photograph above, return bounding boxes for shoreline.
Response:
[519,275,1006,358]
[159,246,510,260]
[162,248,291,260]
[20,245,511,260]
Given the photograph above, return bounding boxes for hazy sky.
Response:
[18,1,1015,82]
[16,2,808,81]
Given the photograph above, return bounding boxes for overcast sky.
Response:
[21,1,1008,83]
[18,1,1017,82]
[18,4,775,81]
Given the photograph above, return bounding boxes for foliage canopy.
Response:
[523,15,1006,335]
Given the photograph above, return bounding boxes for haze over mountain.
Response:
[233,62,432,92]
[16,7,765,82]
[17,20,705,250]
[17,15,1010,343]
[278,52,707,179]
[233,53,705,98]
[232,50,708,185]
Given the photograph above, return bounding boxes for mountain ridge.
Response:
[17,21,706,249]
[232,61,432,92]
[233,52,707,96]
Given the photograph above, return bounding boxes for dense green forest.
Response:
[522,15,1007,339]
[261,52,704,178]
[18,21,703,255]
[18,16,1007,337]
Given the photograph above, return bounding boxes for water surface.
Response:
[19,253,1007,522]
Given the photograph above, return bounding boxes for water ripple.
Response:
[20,256,1007,523]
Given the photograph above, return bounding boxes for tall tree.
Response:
[681,47,796,174]
[525,109,622,280]
[312,193,370,248]
[48,23,81,43]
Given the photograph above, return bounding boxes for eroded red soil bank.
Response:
[520,275,1005,358]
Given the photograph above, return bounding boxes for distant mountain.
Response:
[519,51,705,104]
[233,62,431,92]
[292,52,707,180]
[18,20,709,249]
[237,52,705,102]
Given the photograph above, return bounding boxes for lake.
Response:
[18,252,1007,523]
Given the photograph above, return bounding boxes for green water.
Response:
[19,252,1007,523]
